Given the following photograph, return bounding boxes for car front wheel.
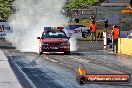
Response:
[39,51,43,55]
[64,51,70,55]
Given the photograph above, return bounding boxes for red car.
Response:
[37,27,70,55]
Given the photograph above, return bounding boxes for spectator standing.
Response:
[112,25,120,53]
[90,21,97,42]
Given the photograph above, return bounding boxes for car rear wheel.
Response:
[39,51,43,55]
[64,51,70,55]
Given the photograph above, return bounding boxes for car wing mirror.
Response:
[37,37,40,39]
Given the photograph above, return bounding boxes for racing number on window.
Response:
[97,32,103,38]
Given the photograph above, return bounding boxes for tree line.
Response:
[0,0,102,20]
[0,0,15,21]
[65,0,99,9]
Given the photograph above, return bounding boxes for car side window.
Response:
[42,32,48,38]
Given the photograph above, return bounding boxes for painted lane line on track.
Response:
[43,56,59,63]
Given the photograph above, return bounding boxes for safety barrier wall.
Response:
[118,38,132,56]
[79,30,112,41]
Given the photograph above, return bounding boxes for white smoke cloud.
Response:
[6,0,68,52]
[69,37,79,51]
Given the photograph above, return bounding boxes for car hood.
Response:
[41,38,69,43]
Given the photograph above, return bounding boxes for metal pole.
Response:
[103,32,107,50]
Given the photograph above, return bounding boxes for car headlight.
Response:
[61,42,70,46]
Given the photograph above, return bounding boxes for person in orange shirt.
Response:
[90,21,97,42]
[112,25,120,53]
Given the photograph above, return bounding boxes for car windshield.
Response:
[42,31,67,38]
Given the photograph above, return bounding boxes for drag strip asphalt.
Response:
[3,50,132,88]
[1,39,132,88]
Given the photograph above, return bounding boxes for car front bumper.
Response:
[40,46,70,52]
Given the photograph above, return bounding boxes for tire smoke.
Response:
[6,0,68,52]
[69,37,79,51]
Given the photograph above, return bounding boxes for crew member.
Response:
[90,21,97,42]
[112,25,120,53]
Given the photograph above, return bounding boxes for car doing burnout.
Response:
[37,27,70,55]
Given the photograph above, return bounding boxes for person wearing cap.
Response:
[90,21,97,42]
[112,25,120,53]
